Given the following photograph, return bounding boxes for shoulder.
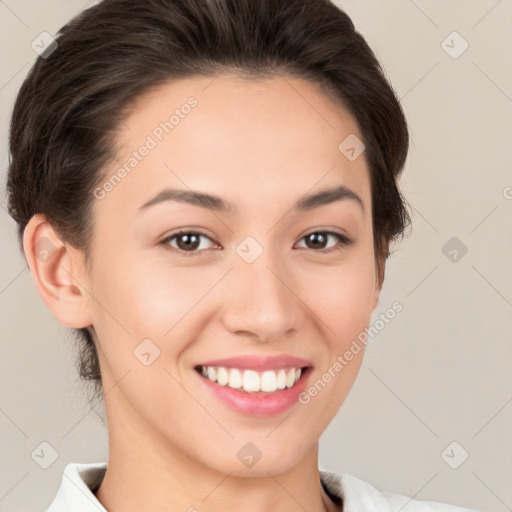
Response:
[320,470,482,512]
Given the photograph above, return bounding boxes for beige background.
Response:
[0,1,511,511]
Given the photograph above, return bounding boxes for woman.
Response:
[6,0,481,510]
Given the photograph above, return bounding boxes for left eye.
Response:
[295,231,354,252]
[160,230,354,256]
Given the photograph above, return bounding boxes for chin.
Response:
[199,436,314,478]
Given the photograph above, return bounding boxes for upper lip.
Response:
[196,355,312,371]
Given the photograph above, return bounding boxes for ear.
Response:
[22,214,93,329]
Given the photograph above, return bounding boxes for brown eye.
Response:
[161,231,216,255]
[296,231,354,252]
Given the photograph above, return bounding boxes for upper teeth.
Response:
[201,366,302,393]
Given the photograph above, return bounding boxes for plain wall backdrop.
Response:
[1,1,511,511]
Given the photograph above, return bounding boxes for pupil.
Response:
[178,234,200,250]
[308,233,326,249]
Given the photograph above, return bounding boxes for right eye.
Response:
[160,230,219,256]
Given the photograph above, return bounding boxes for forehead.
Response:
[99,72,371,219]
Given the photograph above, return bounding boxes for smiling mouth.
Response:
[194,365,311,394]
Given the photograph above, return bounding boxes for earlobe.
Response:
[22,214,93,329]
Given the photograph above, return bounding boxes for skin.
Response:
[24,73,385,512]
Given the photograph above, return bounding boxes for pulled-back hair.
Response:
[6,0,411,405]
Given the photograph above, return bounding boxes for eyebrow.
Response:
[138,185,364,214]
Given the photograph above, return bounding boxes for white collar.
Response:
[45,462,108,512]
[45,462,479,512]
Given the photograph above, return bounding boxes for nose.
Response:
[220,249,304,343]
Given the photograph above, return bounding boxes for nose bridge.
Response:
[221,239,301,342]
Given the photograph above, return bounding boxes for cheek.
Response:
[88,250,223,373]
[302,256,376,341]
[90,250,195,334]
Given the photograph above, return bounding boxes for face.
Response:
[84,73,381,476]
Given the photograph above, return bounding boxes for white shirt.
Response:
[45,462,481,512]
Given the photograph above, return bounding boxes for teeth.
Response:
[207,366,216,382]
[286,368,295,388]
[217,366,229,386]
[228,368,243,389]
[200,365,304,393]
[243,370,260,392]
[261,370,277,392]
[276,369,287,390]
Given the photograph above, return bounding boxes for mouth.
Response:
[193,354,313,416]
[194,364,312,394]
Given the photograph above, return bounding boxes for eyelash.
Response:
[159,229,355,257]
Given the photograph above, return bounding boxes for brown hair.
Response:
[6,0,411,405]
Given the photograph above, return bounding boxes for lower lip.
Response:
[197,368,311,417]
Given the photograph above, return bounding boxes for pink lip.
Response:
[197,366,312,417]
[196,354,312,371]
